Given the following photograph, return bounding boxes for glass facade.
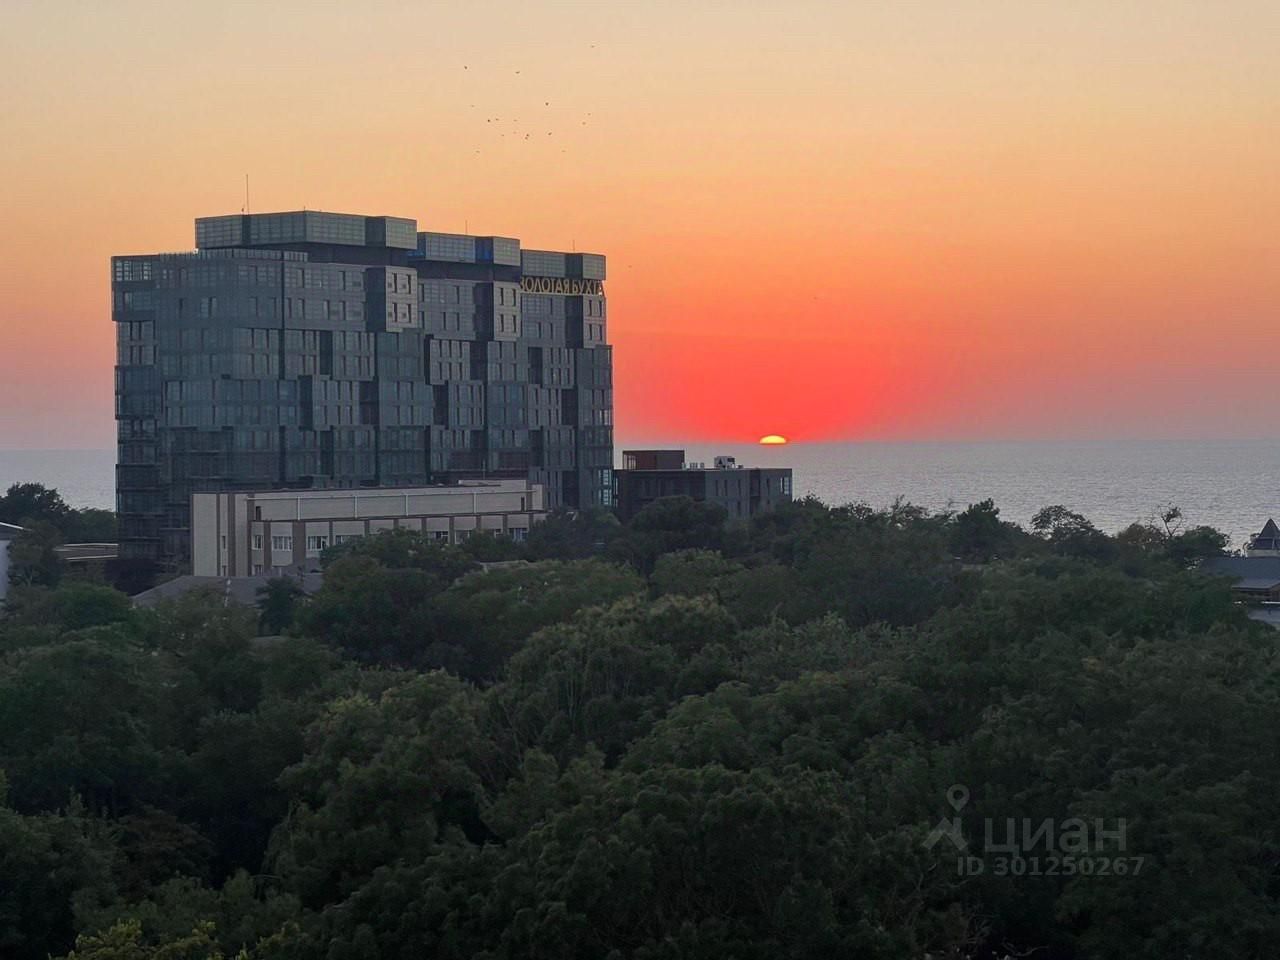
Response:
[114,212,612,569]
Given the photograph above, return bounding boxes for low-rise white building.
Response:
[192,480,545,577]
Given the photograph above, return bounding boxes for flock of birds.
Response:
[462,63,595,155]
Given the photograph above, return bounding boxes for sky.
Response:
[0,0,1277,448]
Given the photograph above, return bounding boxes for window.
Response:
[306,535,329,554]
[272,535,293,551]
[511,527,528,543]
[252,534,263,550]
[781,475,792,496]
[431,530,449,541]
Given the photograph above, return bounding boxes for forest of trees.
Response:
[2,489,1277,959]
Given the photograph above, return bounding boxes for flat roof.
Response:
[196,211,418,250]
[192,480,536,501]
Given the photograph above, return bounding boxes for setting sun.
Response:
[759,435,788,445]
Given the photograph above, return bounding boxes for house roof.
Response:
[0,522,23,541]
[1249,518,1280,549]
[1202,556,1280,588]
[131,573,323,609]
[1233,578,1280,591]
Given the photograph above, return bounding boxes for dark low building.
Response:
[131,571,324,609]
[1200,556,1280,602]
[613,449,792,523]
[54,542,119,582]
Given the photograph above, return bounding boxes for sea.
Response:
[2,440,1277,551]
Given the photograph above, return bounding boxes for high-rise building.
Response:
[112,211,612,569]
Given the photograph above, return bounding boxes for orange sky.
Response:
[1,0,1277,447]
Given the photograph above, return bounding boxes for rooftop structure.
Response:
[1245,519,1280,556]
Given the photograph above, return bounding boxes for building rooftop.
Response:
[132,573,324,608]
[55,543,118,562]
[1248,518,1280,552]
[189,211,604,269]
[1202,556,1280,588]
[195,211,418,250]
[619,449,790,472]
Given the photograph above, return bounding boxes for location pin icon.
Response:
[946,784,969,812]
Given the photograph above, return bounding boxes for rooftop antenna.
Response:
[244,174,250,215]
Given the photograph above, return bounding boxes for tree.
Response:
[0,484,118,552]
[52,583,134,631]
[266,672,493,910]
[1167,525,1229,567]
[0,635,166,813]
[295,556,451,667]
[73,873,300,960]
[608,496,730,572]
[457,530,524,563]
[317,528,474,579]
[1114,505,1228,569]
[3,487,1279,959]
[7,521,64,588]
[1031,504,1115,561]
[787,500,957,628]
[949,499,1017,562]
[58,920,232,960]
[0,785,119,960]
[255,578,304,635]
[433,559,646,680]
[524,507,623,560]
[649,549,743,600]
[2,581,132,633]
[63,508,118,544]
[0,482,72,529]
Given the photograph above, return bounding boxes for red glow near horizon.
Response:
[1,3,1279,448]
